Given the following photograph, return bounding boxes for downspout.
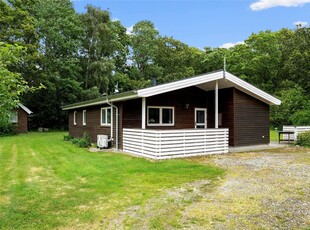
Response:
[107,99,119,151]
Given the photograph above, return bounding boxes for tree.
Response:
[283,26,310,94]
[155,37,205,83]
[0,43,33,131]
[79,5,129,94]
[0,0,41,87]
[25,0,85,129]
[130,20,160,80]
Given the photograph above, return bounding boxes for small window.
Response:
[82,110,86,126]
[147,106,174,126]
[101,107,111,126]
[10,111,18,123]
[73,111,77,125]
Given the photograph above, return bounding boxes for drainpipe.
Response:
[107,99,119,151]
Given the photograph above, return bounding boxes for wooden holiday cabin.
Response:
[10,103,33,133]
[62,71,281,159]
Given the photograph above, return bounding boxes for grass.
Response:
[0,132,223,229]
[270,129,278,142]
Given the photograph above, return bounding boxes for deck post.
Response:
[142,97,146,129]
[215,80,218,128]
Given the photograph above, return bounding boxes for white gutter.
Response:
[107,100,119,151]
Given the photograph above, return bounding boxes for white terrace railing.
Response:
[283,125,310,140]
[123,128,229,160]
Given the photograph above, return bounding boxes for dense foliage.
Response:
[0,0,309,129]
[295,131,310,147]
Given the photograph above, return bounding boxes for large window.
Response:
[101,107,111,126]
[147,106,174,126]
[82,110,86,126]
[10,111,18,123]
[73,111,77,125]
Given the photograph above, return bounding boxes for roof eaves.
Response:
[137,71,224,97]
[62,91,138,110]
[225,72,281,105]
[18,103,33,114]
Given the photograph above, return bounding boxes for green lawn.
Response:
[0,132,223,229]
[270,129,278,142]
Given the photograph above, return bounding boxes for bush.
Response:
[295,130,310,147]
[77,138,90,148]
[70,132,91,148]
[290,110,310,126]
[63,135,73,141]
[71,138,79,145]
[0,122,17,136]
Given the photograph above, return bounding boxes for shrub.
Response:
[71,138,79,145]
[77,138,90,148]
[0,122,17,136]
[295,130,310,147]
[63,135,73,141]
[70,132,91,148]
[290,110,310,126]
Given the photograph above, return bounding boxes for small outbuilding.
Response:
[62,71,281,159]
[10,103,33,133]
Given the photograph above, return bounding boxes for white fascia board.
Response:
[62,100,108,110]
[18,103,33,114]
[62,94,139,110]
[110,94,139,103]
[225,72,281,105]
[137,71,224,97]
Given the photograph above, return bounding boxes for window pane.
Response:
[10,111,18,123]
[101,109,106,124]
[73,111,76,124]
[148,108,160,124]
[162,108,173,124]
[107,108,111,124]
[83,111,86,124]
[196,111,205,123]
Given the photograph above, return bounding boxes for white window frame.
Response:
[195,108,207,129]
[147,106,174,126]
[100,107,111,126]
[10,111,18,123]
[82,110,86,126]
[73,111,77,125]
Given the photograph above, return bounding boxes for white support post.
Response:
[142,97,146,129]
[215,80,218,128]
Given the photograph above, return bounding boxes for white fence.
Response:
[123,128,229,159]
[283,126,310,140]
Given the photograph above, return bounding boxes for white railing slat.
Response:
[123,128,229,159]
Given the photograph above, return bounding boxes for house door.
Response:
[195,108,207,129]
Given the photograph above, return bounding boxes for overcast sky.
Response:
[73,0,310,49]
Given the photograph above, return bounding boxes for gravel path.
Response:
[183,147,310,229]
[105,147,310,229]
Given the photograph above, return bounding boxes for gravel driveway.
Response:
[184,147,310,229]
[109,147,309,229]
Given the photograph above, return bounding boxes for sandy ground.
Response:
[105,147,310,229]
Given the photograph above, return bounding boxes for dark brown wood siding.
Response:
[122,87,211,130]
[122,99,142,129]
[69,106,109,145]
[145,86,209,129]
[233,88,270,146]
[68,103,123,149]
[218,88,235,146]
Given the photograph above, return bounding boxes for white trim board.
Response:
[137,71,281,106]
[18,103,33,114]
[62,70,281,110]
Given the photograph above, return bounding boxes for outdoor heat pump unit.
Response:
[97,135,109,149]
